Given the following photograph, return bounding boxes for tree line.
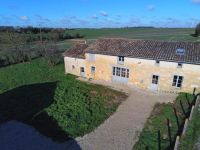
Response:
[0,26,84,41]
[0,26,85,67]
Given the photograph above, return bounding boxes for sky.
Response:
[0,0,200,28]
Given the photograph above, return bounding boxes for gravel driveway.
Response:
[67,80,176,150]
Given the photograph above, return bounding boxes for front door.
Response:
[150,75,159,91]
[80,67,85,77]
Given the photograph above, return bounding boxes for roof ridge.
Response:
[96,37,200,43]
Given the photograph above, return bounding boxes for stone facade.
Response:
[64,53,200,93]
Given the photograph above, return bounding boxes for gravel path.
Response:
[67,80,176,150]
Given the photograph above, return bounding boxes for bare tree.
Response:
[44,42,61,67]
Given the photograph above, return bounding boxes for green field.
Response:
[66,28,200,41]
[0,58,127,141]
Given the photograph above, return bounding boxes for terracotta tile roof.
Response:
[64,38,200,64]
[63,43,88,59]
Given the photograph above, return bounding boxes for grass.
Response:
[66,28,200,41]
[178,97,200,150]
[0,58,127,141]
[133,93,195,150]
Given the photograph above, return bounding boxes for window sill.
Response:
[117,62,124,65]
[172,86,182,90]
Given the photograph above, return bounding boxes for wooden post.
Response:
[189,105,195,121]
[180,100,186,116]
[182,118,189,135]
[167,118,172,147]
[193,88,196,96]
[195,95,200,108]
[174,136,180,150]
[173,107,180,129]
[158,130,161,150]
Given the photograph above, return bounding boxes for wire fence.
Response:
[145,88,199,150]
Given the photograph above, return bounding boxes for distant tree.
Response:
[44,42,61,67]
[195,23,200,37]
[1,31,31,64]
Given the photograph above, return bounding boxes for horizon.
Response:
[0,0,200,28]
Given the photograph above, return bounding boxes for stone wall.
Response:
[64,57,85,77]
[65,54,200,93]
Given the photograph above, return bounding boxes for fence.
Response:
[145,88,199,150]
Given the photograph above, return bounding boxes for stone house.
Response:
[64,38,200,93]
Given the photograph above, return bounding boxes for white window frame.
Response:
[91,66,96,73]
[177,63,183,68]
[155,60,160,66]
[172,75,183,88]
[117,56,125,65]
[152,75,159,85]
[112,67,129,78]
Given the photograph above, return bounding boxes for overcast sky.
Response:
[0,0,200,28]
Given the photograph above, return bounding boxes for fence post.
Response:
[174,136,180,150]
[193,88,196,96]
[189,105,195,121]
[173,107,180,129]
[195,95,200,108]
[158,130,161,150]
[182,118,189,135]
[167,118,172,148]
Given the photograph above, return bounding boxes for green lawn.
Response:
[0,58,127,141]
[133,93,195,150]
[66,28,200,41]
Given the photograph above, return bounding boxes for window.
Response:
[91,66,95,73]
[117,56,125,64]
[72,65,75,69]
[121,68,126,77]
[80,67,84,73]
[127,69,129,78]
[88,54,96,61]
[112,67,129,78]
[177,63,183,68]
[155,60,160,65]
[172,75,183,88]
[176,48,185,56]
[113,67,115,75]
[116,67,121,76]
[152,75,159,84]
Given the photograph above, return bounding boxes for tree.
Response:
[195,23,200,37]
[44,42,61,67]
[1,31,30,64]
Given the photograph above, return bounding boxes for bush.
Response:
[194,23,200,37]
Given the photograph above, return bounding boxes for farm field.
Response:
[0,58,127,141]
[66,28,200,41]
